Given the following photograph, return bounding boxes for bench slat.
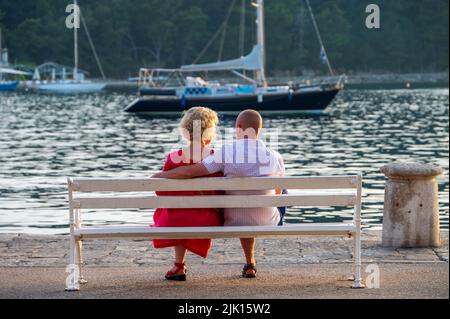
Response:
[75,193,356,209]
[75,224,357,240]
[72,176,357,192]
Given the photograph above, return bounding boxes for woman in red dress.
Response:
[153,107,223,281]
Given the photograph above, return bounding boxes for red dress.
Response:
[152,149,223,258]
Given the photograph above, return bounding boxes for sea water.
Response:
[0,85,448,234]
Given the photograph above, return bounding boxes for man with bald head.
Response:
[153,109,285,278]
[235,109,263,140]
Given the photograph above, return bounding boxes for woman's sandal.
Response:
[165,263,187,281]
[242,263,257,278]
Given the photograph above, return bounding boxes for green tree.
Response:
[0,0,448,78]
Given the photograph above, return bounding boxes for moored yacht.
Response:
[125,0,344,114]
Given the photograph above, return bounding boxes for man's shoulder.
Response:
[263,147,285,174]
[265,147,284,160]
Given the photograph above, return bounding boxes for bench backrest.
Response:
[68,175,362,212]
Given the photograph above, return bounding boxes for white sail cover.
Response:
[33,68,41,81]
[181,45,263,72]
[0,67,31,75]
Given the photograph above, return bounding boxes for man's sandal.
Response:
[242,263,257,278]
[165,263,187,281]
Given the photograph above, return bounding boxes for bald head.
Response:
[236,109,263,139]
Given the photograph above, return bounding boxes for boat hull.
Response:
[0,81,19,92]
[38,83,106,94]
[124,87,341,114]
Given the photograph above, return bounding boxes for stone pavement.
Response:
[0,231,448,299]
[0,231,447,267]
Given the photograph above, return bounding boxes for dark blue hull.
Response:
[0,81,19,92]
[124,87,341,114]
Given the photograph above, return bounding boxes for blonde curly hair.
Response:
[180,107,219,144]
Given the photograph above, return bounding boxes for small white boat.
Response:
[37,0,106,94]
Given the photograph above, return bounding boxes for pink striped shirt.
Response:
[203,139,285,226]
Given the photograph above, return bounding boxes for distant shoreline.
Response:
[108,72,450,86]
[270,71,449,85]
[15,72,448,90]
[344,72,449,85]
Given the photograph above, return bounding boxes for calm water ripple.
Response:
[0,88,448,234]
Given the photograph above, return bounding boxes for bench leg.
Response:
[347,237,356,282]
[351,175,365,289]
[351,232,365,289]
[76,240,87,285]
[65,235,80,291]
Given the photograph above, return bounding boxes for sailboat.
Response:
[38,0,106,94]
[0,28,31,91]
[0,76,18,91]
[0,66,30,91]
[125,0,344,114]
[0,61,19,91]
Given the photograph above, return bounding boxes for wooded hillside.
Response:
[1,0,448,78]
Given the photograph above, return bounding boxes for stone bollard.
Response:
[381,163,443,248]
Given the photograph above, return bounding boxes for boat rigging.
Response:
[125,0,345,114]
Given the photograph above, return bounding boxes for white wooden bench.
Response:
[65,175,365,291]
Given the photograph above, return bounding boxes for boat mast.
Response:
[0,27,2,81]
[0,27,2,66]
[305,0,334,76]
[73,0,79,81]
[255,0,268,87]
